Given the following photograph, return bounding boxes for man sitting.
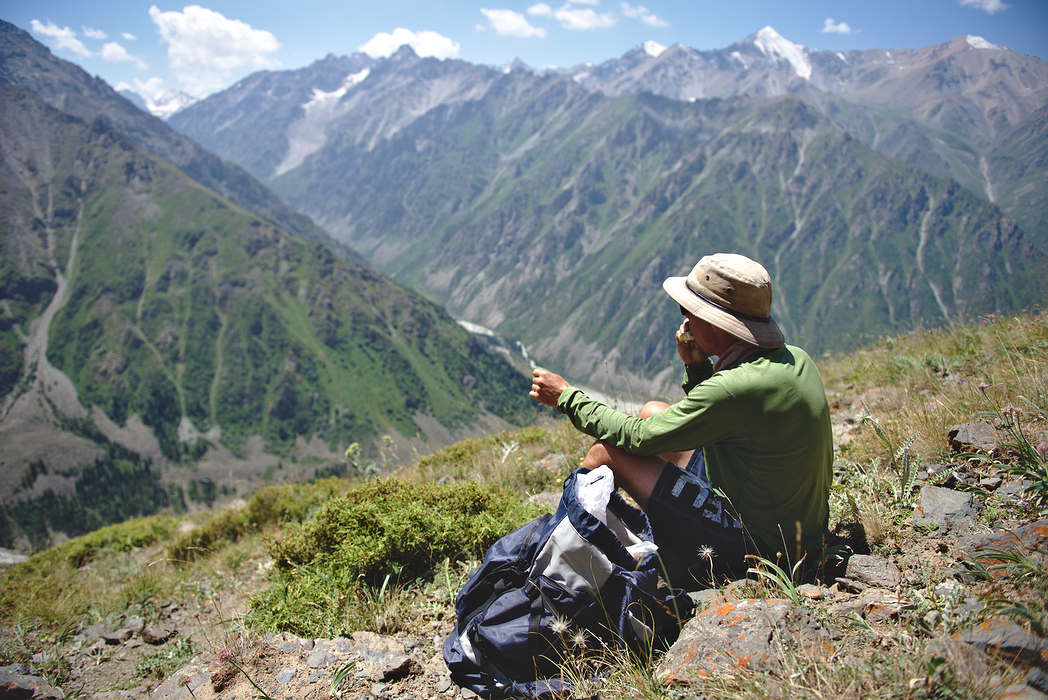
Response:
[529,253,833,588]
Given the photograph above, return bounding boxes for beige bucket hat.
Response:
[662,253,785,349]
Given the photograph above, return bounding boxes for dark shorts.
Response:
[646,451,772,589]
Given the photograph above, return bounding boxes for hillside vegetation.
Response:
[1,310,1045,698]
[0,85,536,548]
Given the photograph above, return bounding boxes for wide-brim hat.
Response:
[662,253,785,349]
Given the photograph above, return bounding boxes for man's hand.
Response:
[530,368,569,408]
[676,319,709,366]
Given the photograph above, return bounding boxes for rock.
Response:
[141,626,175,645]
[102,629,132,645]
[524,491,561,513]
[149,663,209,700]
[81,624,106,641]
[0,670,64,700]
[914,485,976,532]
[351,632,422,682]
[656,596,831,682]
[955,520,1048,570]
[948,423,1002,453]
[306,650,338,669]
[953,618,1048,669]
[999,667,1048,700]
[276,668,296,685]
[124,617,146,635]
[845,555,902,589]
[998,478,1035,502]
[831,588,909,621]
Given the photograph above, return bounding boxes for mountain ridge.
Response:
[173,54,1045,393]
[0,82,537,545]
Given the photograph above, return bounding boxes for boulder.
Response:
[656,596,831,683]
[915,485,977,532]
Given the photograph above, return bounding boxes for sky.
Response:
[3,0,1047,100]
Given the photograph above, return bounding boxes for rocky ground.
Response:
[2,420,1047,700]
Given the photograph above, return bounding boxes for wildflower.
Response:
[79,565,90,573]
[698,545,715,561]
[550,615,571,635]
[570,629,589,649]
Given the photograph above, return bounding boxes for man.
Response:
[529,253,832,588]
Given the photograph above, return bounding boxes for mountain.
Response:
[569,28,1048,233]
[0,84,537,546]
[166,38,1047,394]
[0,20,350,259]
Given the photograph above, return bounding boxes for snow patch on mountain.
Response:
[304,69,370,113]
[753,26,812,80]
[642,40,667,58]
[274,69,370,177]
[966,35,1001,50]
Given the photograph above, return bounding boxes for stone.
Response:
[845,555,902,589]
[306,650,338,669]
[914,485,976,532]
[81,624,106,641]
[102,629,133,645]
[0,671,64,700]
[953,618,1048,669]
[124,617,146,635]
[955,520,1048,570]
[275,668,296,685]
[998,478,1035,502]
[948,423,1002,453]
[524,491,561,513]
[351,632,422,682]
[656,596,831,683]
[141,626,175,645]
[149,663,210,700]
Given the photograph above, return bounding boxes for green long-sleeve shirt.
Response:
[556,344,833,551]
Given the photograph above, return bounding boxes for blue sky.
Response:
[4,0,1047,99]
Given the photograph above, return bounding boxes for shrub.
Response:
[167,477,348,563]
[250,477,544,636]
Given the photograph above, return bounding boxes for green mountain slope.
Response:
[270,87,1046,392]
[0,19,356,262]
[0,85,536,542]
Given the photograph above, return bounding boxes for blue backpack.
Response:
[442,468,695,698]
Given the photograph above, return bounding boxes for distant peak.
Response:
[966,35,1001,50]
[750,26,811,80]
[642,40,667,58]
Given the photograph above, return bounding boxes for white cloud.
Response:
[822,18,853,34]
[148,4,281,97]
[133,77,167,98]
[101,41,148,70]
[30,20,91,56]
[82,27,108,40]
[359,28,461,59]
[122,32,137,41]
[554,5,616,30]
[115,76,166,96]
[621,3,668,28]
[958,0,1010,13]
[527,3,554,16]
[480,8,547,38]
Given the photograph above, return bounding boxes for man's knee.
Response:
[581,440,662,509]
[639,401,670,419]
